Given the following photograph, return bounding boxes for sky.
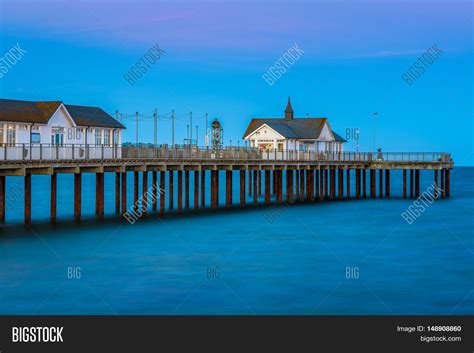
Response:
[0,0,472,164]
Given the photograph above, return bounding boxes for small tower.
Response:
[211,117,224,150]
[284,97,294,120]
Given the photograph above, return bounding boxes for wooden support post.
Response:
[177,170,183,212]
[115,172,121,214]
[415,170,420,198]
[253,170,258,205]
[169,171,174,210]
[355,169,361,198]
[201,170,206,207]
[309,169,315,201]
[24,173,31,224]
[95,173,100,215]
[305,170,311,200]
[133,171,139,211]
[441,169,445,198]
[265,170,271,204]
[121,172,127,216]
[74,173,82,221]
[329,168,335,200]
[346,169,351,198]
[152,171,157,211]
[278,170,283,204]
[410,169,414,198]
[194,171,199,209]
[402,170,407,198]
[295,170,300,200]
[226,170,232,208]
[379,169,383,198]
[319,167,325,201]
[287,170,293,203]
[273,170,276,195]
[434,170,438,199]
[185,170,190,209]
[315,170,319,200]
[299,169,305,201]
[385,169,390,197]
[248,170,252,196]
[142,171,148,215]
[240,170,245,207]
[0,176,4,223]
[51,173,57,223]
[338,168,343,198]
[370,169,376,198]
[211,170,218,208]
[160,171,165,215]
[445,169,450,197]
[258,170,262,196]
[325,168,329,198]
[98,173,104,219]
[362,169,367,198]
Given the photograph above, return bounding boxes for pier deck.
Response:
[0,146,454,224]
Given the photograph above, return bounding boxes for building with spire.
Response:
[242,97,346,152]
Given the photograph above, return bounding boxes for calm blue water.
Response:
[0,167,472,314]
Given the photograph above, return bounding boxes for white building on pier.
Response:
[243,98,346,153]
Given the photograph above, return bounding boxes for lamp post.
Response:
[372,112,378,153]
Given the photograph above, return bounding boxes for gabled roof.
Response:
[0,98,125,129]
[0,99,62,124]
[332,131,347,142]
[65,105,125,129]
[243,118,328,139]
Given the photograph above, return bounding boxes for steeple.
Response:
[284,96,294,120]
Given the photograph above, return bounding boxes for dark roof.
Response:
[243,118,328,139]
[65,104,125,129]
[0,98,125,129]
[0,99,62,124]
[266,122,298,138]
[332,131,347,142]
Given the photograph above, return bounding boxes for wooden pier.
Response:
[0,146,453,224]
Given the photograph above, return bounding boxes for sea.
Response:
[0,167,472,314]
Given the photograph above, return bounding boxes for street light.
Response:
[373,112,378,153]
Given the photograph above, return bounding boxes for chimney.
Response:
[284,96,294,120]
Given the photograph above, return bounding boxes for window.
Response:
[0,126,3,145]
[94,129,101,145]
[7,125,16,145]
[19,124,28,131]
[31,132,41,143]
[113,130,119,145]
[104,129,110,146]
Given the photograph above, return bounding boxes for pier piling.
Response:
[201,171,206,207]
[160,171,165,215]
[133,171,139,211]
[415,170,420,198]
[74,173,82,221]
[24,173,31,224]
[152,171,157,211]
[346,168,351,198]
[319,167,325,201]
[121,172,127,215]
[403,170,407,198]
[370,169,375,198]
[142,171,148,215]
[177,170,183,212]
[226,170,232,208]
[0,176,4,223]
[185,171,190,209]
[338,168,343,198]
[441,169,445,198]
[445,169,450,197]
[300,169,305,201]
[434,170,438,198]
[51,173,57,223]
[410,170,414,198]
[253,171,258,205]
[315,170,319,200]
[169,171,174,210]
[211,170,218,208]
[329,168,335,200]
[115,172,121,214]
[194,171,199,209]
[379,169,383,198]
[265,170,271,204]
[385,170,390,197]
[240,170,245,207]
[355,169,361,198]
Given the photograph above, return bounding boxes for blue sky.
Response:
[0,0,472,164]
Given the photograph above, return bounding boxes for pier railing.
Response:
[0,143,451,163]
